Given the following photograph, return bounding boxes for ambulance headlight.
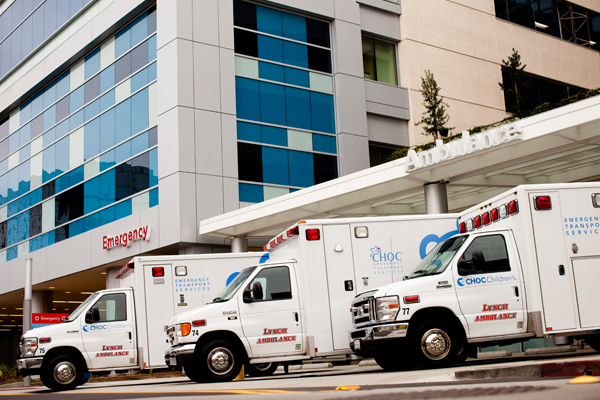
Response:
[376,296,400,322]
[177,323,192,337]
[21,337,38,357]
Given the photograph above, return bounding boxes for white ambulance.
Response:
[164,214,459,382]
[17,252,268,391]
[349,183,600,370]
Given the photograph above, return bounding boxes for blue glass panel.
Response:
[116,199,132,220]
[55,226,68,243]
[0,159,6,176]
[7,168,18,201]
[285,87,311,130]
[31,188,42,205]
[69,219,83,237]
[132,131,148,155]
[261,125,287,146]
[55,137,69,175]
[84,176,100,215]
[131,88,149,134]
[259,61,284,83]
[237,121,261,142]
[70,166,84,186]
[256,6,282,36]
[17,210,30,242]
[43,106,56,131]
[131,12,148,46]
[149,187,158,207]
[235,77,260,121]
[0,173,7,205]
[115,26,131,58]
[43,83,57,109]
[149,148,158,187]
[131,67,149,92]
[20,103,31,125]
[100,108,115,152]
[56,71,70,98]
[9,131,20,153]
[239,183,263,203]
[30,236,42,252]
[115,141,131,164]
[100,168,115,207]
[7,201,18,218]
[312,134,336,154]
[84,99,100,122]
[31,95,43,117]
[55,121,68,140]
[284,67,309,87]
[20,124,31,146]
[18,161,30,196]
[100,89,115,112]
[148,35,157,62]
[100,149,115,171]
[99,205,116,226]
[310,92,335,134]
[283,41,308,69]
[70,87,84,113]
[85,48,101,80]
[42,144,56,182]
[115,99,131,143]
[41,231,55,248]
[55,173,70,194]
[84,212,99,232]
[6,246,18,261]
[289,150,314,187]
[262,146,289,185]
[7,215,18,246]
[148,62,157,81]
[257,35,283,63]
[19,144,30,163]
[100,64,115,93]
[70,110,84,131]
[259,81,286,125]
[282,12,307,42]
[84,117,99,161]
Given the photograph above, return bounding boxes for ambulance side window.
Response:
[461,235,510,275]
[92,293,127,322]
[249,266,292,301]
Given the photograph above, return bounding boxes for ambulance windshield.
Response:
[212,266,257,303]
[66,292,99,322]
[407,235,468,279]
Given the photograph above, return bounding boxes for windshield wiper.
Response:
[211,297,229,303]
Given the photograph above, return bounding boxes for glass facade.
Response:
[0,7,158,263]
[0,0,93,80]
[362,36,398,85]
[233,0,337,203]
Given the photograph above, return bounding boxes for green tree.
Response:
[414,70,453,140]
[499,48,534,118]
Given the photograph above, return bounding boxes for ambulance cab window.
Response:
[92,293,127,322]
[459,235,510,275]
[248,267,292,301]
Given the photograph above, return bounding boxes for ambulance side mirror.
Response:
[243,288,253,303]
[85,306,100,323]
[457,256,470,276]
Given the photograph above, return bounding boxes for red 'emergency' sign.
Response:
[32,313,68,324]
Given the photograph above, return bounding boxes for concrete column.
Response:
[106,267,121,289]
[32,291,53,313]
[424,181,449,214]
[231,237,248,253]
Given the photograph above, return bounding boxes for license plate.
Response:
[354,339,361,351]
[169,356,177,366]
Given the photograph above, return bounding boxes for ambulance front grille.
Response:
[351,298,376,328]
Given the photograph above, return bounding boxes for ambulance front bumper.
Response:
[17,357,43,376]
[165,344,196,367]
[349,323,409,354]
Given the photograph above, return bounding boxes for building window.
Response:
[369,143,402,168]
[362,36,398,85]
[494,0,599,52]
[233,0,338,203]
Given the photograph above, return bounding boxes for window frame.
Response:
[458,234,512,276]
[246,265,293,302]
[361,35,399,86]
[90,292,128,323]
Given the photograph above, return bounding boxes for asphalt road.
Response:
[2,352,600,400]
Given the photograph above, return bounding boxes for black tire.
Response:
[409,318,463,368]
[191,339,244,383]
[586,335,600,352]
[40,355,84,391]
[374,352,403,371]
[183,365,202,382]
[454,346,471,364]
[246,362,278,377]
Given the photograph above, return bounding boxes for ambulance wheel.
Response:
[196,339,243,382]
[183,365,202,382]
[246,362,278,377]
[374,352,402,371]
[586,335,600,352]
[410,319,461,368]
[40,355,84,391]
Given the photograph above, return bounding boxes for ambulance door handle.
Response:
[558,265,565,276]
[128,332,132,340]
[514,287,519,297]
[294,312,298,322]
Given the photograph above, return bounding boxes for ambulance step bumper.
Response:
[349,323,409,355]
[165,344,196,367]
[17,357,43,376]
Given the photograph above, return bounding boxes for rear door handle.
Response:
[294,312,298,322]
[514,286,519,297]
[558,265,565,275]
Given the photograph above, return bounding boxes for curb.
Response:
[455,358,600,380]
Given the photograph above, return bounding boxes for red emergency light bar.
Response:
[264,222,303,251]
[482,211,490,225]
[473,215,482,229]
[534,196,551,210]
[115,262,134,279]
[152,267,165,277]
[457,198,520,235]
[490,208,499,222]
[459,222,466,234]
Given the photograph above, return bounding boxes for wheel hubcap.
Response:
[421,329,451,360]
[207,347,234,375]
[54,361,76,385]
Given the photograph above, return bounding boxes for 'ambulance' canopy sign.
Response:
[405,123,523,172]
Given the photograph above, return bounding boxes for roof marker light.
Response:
[354,226,368,238]
[490,208,499,222]
[508,199,519,215]
[152,267,164,277]
[499,204,508,219]
[592,194,600,208]
[482,211,490,225]
[286,227,299,237]
[270,240,276,248]
[277,235,284,244]
[466,219,474,232]
[459,222,466,234]
[306,229,320,241]
[534,196,552,210]
[473,215,482,229]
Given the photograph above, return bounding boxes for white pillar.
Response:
[23,259,32,387]
[424,181,449,214]
[106,267,121,289]
[231,237,248,253]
